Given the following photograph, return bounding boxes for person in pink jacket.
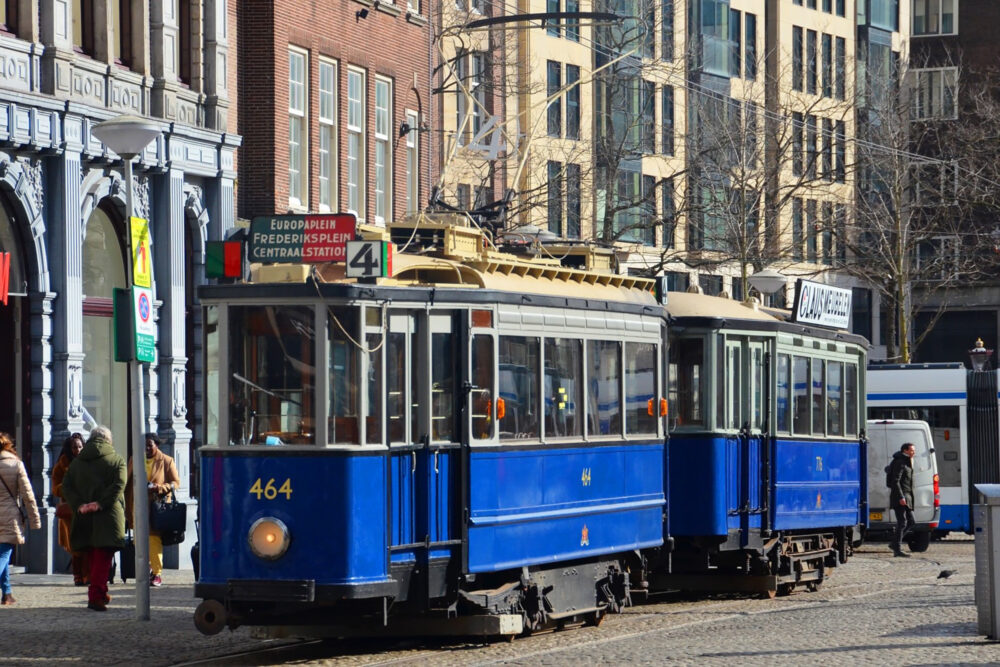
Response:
[0,432,41,605]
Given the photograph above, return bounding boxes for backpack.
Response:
[884,460,894,489]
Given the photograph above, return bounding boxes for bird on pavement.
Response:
[938,570,957,579]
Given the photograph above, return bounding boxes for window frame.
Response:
[347,66,367,222]
[318,58,339,213]
[288,47,309,210]
[374,76,393,226]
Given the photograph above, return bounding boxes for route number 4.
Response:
[346,240,393,279]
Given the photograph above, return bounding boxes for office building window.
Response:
[792,112,803,177]
[792,198,803,261]
[836,0,845,16]
[546,0,560,36]
[835,37,845,100]
[744,101,758,167]
[319,59,338,212]
[729,8,741,78]
[744,13,756,80]
[470,53,486,137]
[822,201,833,265]
[456,184,470,210]
[566,0,579,40]
[666,272,688,291]
[642,80,655,154]
[347,67,366,221]
[835,204,847,262]
[662,178,675,248]
[456,51,468,145]
[792,26,803,91]
[662,86,674,155]
[912,68,958,120]
[822,33,832,97]
[823,0,831,11]
[807,0,816,8]
[822,118,832,181]
[374,77,392,225]
[835,121,845,182]
[913,0,955,35]
[662,0,673,61]
[73,0,95,55]
[806,199,817,262]
[547,60,561,137]
[547,161,563,235]
[288,48,308,209]
[405,110,419,214]
[806,29,817,95]
[806,114,817,179]
[699,274,723,296]
[566,163,581,238]
[566,64,580,140]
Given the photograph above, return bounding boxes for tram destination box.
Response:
[249,214,357,263]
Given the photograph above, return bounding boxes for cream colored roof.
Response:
[665,291,782,322]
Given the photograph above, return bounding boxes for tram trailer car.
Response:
[193,221,670,638]
[656,291,868,597]
[867,363,1000,535]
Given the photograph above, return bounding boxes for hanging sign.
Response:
[132,286,156,362]
[792,279,852,330]
[131,217,152,288]
[249,214,357,263]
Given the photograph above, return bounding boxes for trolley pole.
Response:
[92,115,161,621]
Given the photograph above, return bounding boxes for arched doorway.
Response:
[81,203,129,458]
[0,202,28,458]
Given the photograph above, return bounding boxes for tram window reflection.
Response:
[792,356,809,435]
[499,336,540,440]
[588,340,621,436]
[544,338,582,438]
[471,335,495,440]
[812,359,825,436]
[776,354,790,432]
[387,331,406,444]
[827,361,842,436]
[229,305,316,445]
[328,309,360,444]
[366,333,382,444]
[626,342,657,436]
[668,337,704,427]
[431,331,456,442]
[845,363,858,436]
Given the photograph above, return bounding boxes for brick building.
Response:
[238,0,434,224]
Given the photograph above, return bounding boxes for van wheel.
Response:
[907,532,931,553]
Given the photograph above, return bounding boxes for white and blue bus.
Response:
[867,363,1000,535]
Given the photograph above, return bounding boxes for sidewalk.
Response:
[0,567,278,666]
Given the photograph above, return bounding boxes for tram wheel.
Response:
[806,581,821,592]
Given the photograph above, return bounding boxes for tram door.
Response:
[386,310,459,602]
[725,337,767,541]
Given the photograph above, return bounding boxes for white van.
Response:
[866,419,940,552]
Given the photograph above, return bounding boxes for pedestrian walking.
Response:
[52,432,89,585]
[0,432,42,606]
[61,426,127,612]
[126,433,180,588]
[888,442,916,557]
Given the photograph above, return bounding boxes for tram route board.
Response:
[249,213,357,263]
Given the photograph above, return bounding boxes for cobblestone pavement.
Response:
[0,538,992,666]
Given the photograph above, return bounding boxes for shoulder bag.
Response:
[151,495,187,534]
[0,470,26,526]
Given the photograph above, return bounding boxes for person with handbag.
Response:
[125,433,180,588]
[51,432,88,585]
[0,432,42,606]
[60,426,127,612]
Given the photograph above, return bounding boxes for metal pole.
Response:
[124,156,151,620]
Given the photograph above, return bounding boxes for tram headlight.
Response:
[248,517,291,560]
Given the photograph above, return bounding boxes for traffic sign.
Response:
[133,286,156,362]
[346,240,393,279]
[131,217,152,288]
[249,214,357,263]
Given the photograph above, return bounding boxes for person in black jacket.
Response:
[888,442,916,557]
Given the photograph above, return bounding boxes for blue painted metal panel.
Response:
[772,439,862,530]
[939,504,971,532]
[467,443,664,572]
[199,452,389,585]
[427,449,455,560]
[668,436,727,536]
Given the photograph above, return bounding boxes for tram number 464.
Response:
[249,478,293,500]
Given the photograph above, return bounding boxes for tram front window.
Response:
[669,337,704,428]
[229,305,317,445]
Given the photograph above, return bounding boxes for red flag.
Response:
[0,252,9,306]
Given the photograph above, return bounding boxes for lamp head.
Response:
[92,115,161,159]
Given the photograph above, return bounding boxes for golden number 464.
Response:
[249,477,293,500]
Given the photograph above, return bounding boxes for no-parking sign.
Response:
[132,286,156,362]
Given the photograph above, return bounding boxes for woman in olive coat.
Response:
[61,426,127,611]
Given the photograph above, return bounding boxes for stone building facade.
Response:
[0,0,239,573]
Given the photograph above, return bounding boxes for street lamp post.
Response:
[748,268,786,307]
[91,115,161,621]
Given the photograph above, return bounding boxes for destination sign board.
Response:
[249,213,357,263]
[792,279,852,330]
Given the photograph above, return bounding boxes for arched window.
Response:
[82,204,129,457]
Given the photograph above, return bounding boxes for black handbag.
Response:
[150,496,187,533]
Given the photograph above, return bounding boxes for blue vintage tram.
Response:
[193,217,668,636]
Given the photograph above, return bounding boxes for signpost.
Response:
[249,213,357,263]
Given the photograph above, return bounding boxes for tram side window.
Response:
[727,343,743,430]
[827,361,842,436]
[229,305,317,445]
[366,332,382,444]
[471,335,495,440]
[626,342,658,436]
[329,309,360,444]
[669,337,704,427]
[776,354,790,432]
[588,340,621,436]
[387,331,407,443]
[545,338,583,438]
[845,363,858,436]
[792,356,810,435]
[499,336,540,440]
[812,358,825,436]
[431,330,456,442]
